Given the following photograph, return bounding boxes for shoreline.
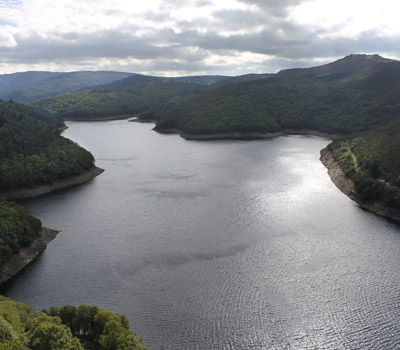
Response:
[1,165,104,200]
[154,127,344,141]
[64,114,134,122]
[0,227,59,285]
[320,147,400,222]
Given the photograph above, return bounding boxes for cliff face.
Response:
[0,228,58,284]
[320,147,400,222]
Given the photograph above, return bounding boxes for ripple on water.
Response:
[3,123,400,350]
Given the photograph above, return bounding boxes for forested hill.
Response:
[0,71,133,102]
[6,100,65,129]
[0,100,95,191]
[29,73,270,120]
[154,54,400,135]
[0,296,149,349]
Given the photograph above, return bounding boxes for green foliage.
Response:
[0,198,41,265]
[6,100,64,129]
[331,120,400,208]
[42,304,148,350]
[154,54,400,135]
[31,91,149,120]
[29,314,83,350]
[0,297,149,350]
[29,74,264,121]
[0,99,94,191]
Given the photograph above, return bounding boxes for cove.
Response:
[2,120,400,350]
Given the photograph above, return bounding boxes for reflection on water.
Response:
[3,120,400,349]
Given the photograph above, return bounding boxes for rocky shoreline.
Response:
[1,166,104,200]
[320,147,400,222]
[0,228,59,285]
[155,127,344,141]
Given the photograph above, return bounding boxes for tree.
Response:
[28,313,83,350]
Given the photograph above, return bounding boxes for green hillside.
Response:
[330,121,400,208]
[154,54,400,135]
[30,90,150,120]
[6,100,64,129]
[0,296,148,350]
[0,100,94,191]
[29,73,269,120]
[0,71,133,103]
[29,74,226,120]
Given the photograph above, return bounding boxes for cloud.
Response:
[0,0,399,75]
[0,27,16,47]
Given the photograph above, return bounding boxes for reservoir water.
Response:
[3,120,400,349]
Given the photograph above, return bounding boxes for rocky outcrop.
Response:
[0,228,58,284]
[1,166,104,200]
[320,147,356,197]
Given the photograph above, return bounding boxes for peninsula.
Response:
[0,99,104,284]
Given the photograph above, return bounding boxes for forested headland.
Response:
[0,100,95,192]
[0,99,100,277]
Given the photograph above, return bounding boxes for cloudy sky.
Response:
[1,0,400,76]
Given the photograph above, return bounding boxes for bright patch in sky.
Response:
[292,0,400,37]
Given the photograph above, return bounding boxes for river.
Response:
[2,120,400,349]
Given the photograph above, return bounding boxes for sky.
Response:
[1,0,400,76]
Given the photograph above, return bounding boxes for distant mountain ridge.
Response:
[0,71,134,102]
[0,71,59,91]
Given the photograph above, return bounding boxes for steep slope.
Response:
[154,54,400,136]
[0,71,134,102]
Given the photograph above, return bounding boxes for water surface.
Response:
[3,120,400,349]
